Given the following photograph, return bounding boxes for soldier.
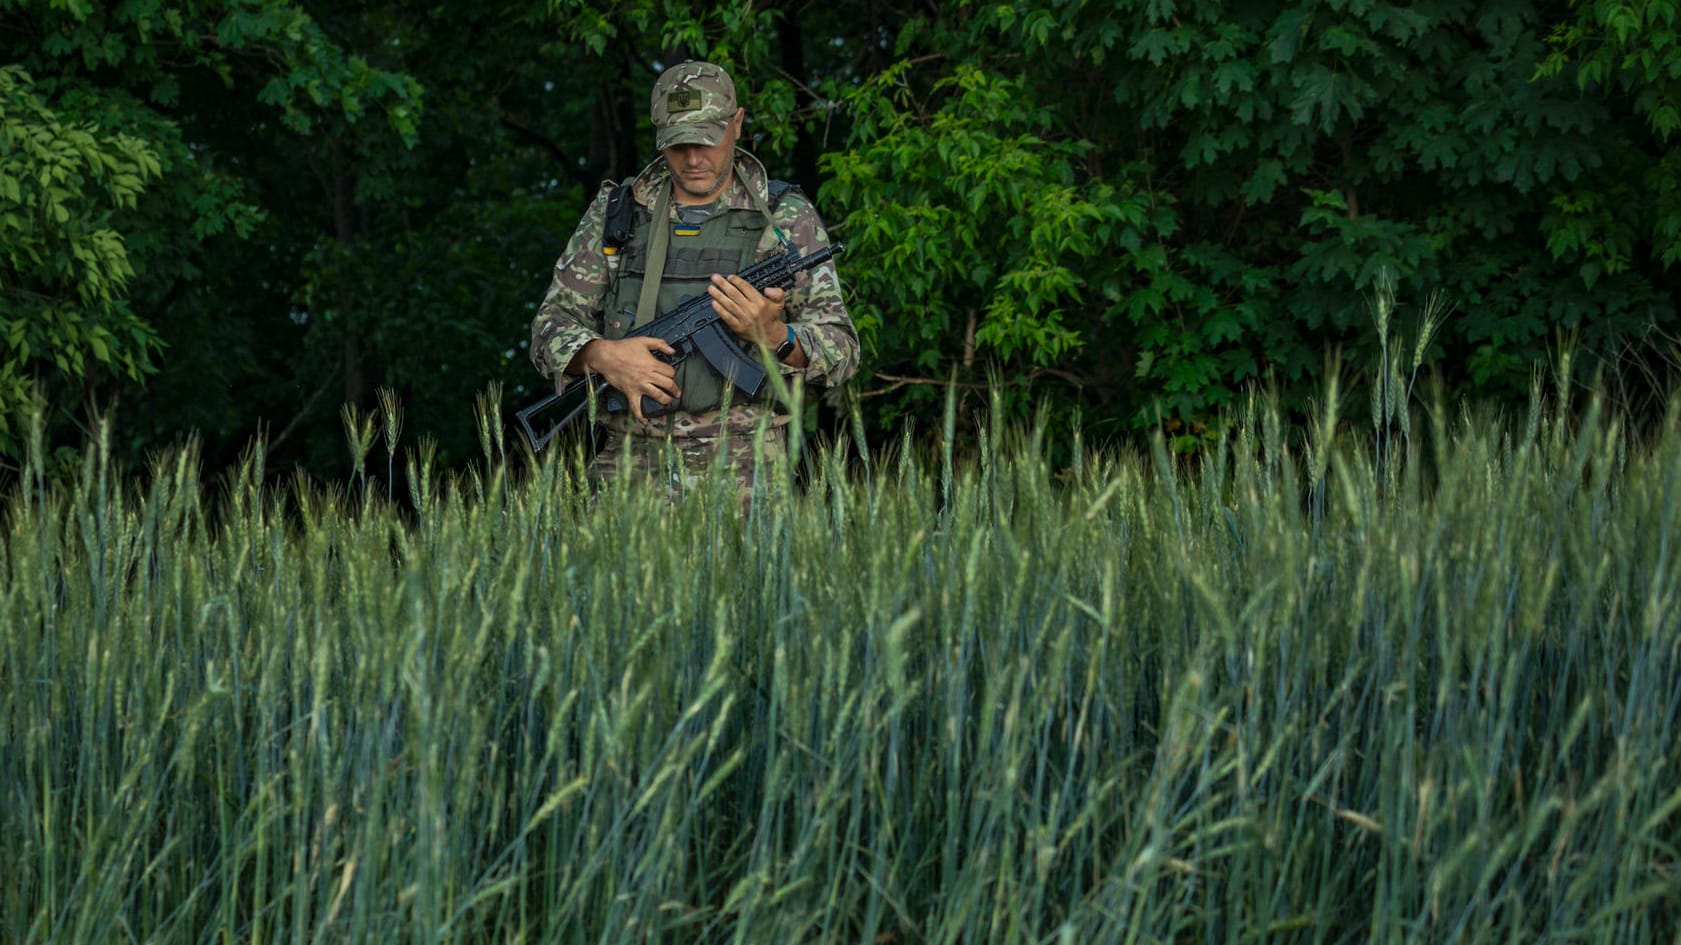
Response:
[529,60,858,500]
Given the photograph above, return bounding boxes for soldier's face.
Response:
[663,108,744,204]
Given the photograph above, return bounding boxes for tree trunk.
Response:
[332,136,371,408]
[779,6,821,196]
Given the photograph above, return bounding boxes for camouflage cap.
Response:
[651,61,738,149]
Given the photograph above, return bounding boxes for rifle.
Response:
[516,243,845,452]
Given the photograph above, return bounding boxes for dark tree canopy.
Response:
[2,0,1676,471]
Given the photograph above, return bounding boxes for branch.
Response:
[499,112,598,193]
[499,113,568,164]
[266,364,339,457]
[859,367,1088,400]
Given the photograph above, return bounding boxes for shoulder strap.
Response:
[629,175,798,326]
[633,182,674,327]
[751,178,796,251]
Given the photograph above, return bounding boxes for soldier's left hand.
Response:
[709,273,786,349]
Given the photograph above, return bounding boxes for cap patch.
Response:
[667,89,702,113]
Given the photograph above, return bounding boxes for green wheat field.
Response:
[3,379,1679,944]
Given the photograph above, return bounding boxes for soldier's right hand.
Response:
[579,337,681,424]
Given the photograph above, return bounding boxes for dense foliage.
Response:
[1,0,1677,470]
[826,0,1681,441]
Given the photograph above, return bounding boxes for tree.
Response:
[8,0,1677,474]
[0,0,419,468]
[820,0,1679,444]
[1539,0,1681,273]
[0,66,164,453]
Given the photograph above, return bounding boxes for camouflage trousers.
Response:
[586,427,789,507]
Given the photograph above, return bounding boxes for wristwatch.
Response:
[774,325,797,362]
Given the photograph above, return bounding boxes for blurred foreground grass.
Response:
[2,385,1678,944]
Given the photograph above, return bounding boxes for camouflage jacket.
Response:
[529,151,858,439]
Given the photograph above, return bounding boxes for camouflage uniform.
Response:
[529,99,858,497]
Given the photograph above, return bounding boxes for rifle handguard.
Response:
[516,243,845,451]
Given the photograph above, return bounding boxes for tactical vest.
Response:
[599,178,794,414]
